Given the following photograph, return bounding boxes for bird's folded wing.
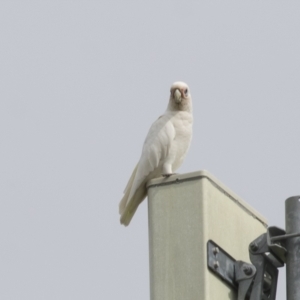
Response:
[119,114,176,225]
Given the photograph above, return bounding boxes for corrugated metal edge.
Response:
[147,170,268,228]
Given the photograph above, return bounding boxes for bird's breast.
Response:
[168,112,193,169]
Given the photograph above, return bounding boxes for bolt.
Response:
[213,261,219,269]
[250,242,259,252]
[243,265,253,275]
[213,247,219,255]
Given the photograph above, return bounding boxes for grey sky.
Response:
[0,1,299,299]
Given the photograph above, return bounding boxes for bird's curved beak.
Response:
[174,89,182,104]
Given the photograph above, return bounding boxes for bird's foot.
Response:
[162,173,176,177]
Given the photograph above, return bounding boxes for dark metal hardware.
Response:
[207,240,237,289]
[248,231,282,300]
[207,196,300,300]
[271,232,300,242]
[285,196,300,300]
[207,240,256,300]
[207,227,287,300]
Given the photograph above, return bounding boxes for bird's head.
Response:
[168,81,192,112]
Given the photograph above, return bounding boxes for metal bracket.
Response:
[207,240,236,288]
[248,231,283,300]
[267,226,287,264]
[207,240,256,300]
[207,232,285,300]
[207,225,296,299]
[235,260,256,300]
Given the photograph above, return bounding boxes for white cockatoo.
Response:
[119,82,193,226]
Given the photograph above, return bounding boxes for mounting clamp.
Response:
[207,240,256,300]
[207,226,287,300]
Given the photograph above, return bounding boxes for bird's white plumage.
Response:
[119,82,193,226]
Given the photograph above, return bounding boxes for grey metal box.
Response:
[147,170,267,300]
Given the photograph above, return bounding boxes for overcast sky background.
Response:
[0,1,299,299]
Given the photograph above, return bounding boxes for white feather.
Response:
[119,82,193,226]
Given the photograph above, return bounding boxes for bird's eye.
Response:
[184,89,188,95]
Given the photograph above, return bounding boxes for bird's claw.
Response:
[162,173,175,177]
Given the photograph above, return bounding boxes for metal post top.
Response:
[147,169,268,227]
[285,195,300,204]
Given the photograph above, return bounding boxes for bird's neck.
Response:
[167,100,193,113]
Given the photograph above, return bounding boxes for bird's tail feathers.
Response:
[123,163,139,194]
[119,186,131,215]
[119,164,139,215]
[120,185,147,226]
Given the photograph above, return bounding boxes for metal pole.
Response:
[285,196,300,300]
